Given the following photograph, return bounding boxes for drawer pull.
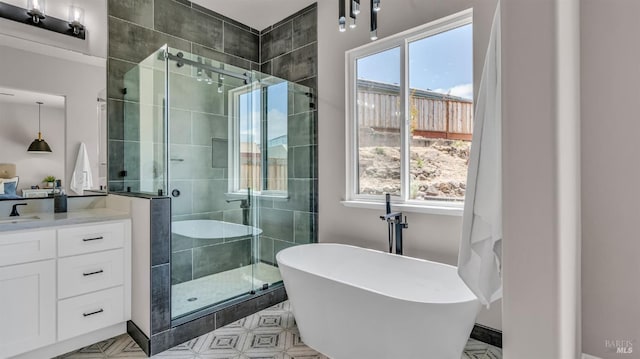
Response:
[83,269,104,276]
[82,236,104,242]
[82,308,104,317]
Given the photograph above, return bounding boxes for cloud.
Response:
[433,83,473,100]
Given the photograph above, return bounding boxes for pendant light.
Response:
[27,101,52,153]
[338,0,380,40]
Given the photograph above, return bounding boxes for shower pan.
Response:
[119,45,317,322]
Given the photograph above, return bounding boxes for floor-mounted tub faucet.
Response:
[380,194,408,255]
[226,188,252,225]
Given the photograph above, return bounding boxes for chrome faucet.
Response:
[10,203,27,217]
[226,188,251,225]
[380,194,408,255]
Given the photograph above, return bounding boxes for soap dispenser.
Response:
[54,180,67,213]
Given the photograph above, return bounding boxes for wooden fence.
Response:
[357,80,473,141]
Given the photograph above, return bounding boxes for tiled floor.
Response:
[58,301,502,359]
[172,263,283,318]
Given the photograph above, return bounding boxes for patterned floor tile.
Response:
[242,330,287,354]
[71,301,501,359]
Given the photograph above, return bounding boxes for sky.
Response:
[239,82,288,145]
[357,23,473,99]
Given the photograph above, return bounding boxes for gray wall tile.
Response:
[259,236,274,264]
[260,208,294,242]
[108,0,153,28]
[172,250,193,284]
[288,111,317,147]
[261,22,292,62]
[274,179,317,213]
[192,44,252,71]
[151,197,172,266]
[151,264,171,334]
[292,145,317,179]
[169,180,192,216]
[108,99,125,140]
[211,139,228,168]
[274,239,296,257]
[296,77,317,94]
[294,211,317,244]
[271,43,317,82]
[170,109,192,144]
[192,112,228,145]
[154,0,223,51]
[192,239,251,278]
[261,61,272,75]
[224,23,259,62]
[292,8,317,49]
[109,16,190,63]
[107,58,136,101]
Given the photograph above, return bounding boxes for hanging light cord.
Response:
[37,102,43,140]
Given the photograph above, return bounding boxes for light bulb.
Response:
[350,18,357,29]
[339,17,346,32]
[373,0,381,12]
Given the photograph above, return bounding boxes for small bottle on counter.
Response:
[54,181,67,213]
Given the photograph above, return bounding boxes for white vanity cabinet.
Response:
[0,219,131,359]
[0,229,57,358]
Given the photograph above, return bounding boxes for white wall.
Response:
[0,102,65,191]
[581,1,640,358]
[501,0,582,357]
[316,0,502,330]
[0,45,106,195]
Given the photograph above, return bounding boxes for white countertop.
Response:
[0,208,130,233]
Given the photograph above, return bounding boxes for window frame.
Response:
[228,79,290,198]
[344,9,473,215]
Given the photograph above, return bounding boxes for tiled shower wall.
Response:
[257,4,319,264]
[107,0,318,276]
[107,0,261,192]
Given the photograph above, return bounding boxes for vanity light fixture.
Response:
[338,0,379,40]
[26,0,45,24]
[68,5,84,36]
[0,0,86,39]
[27,102,52,153]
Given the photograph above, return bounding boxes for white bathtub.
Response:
[276,243,480,359]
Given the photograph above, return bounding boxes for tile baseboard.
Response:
[470,323,502,348]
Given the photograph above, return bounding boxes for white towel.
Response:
[70,142,94,195]
[458,3,502,308]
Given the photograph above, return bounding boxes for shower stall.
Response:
[118,45,316,321]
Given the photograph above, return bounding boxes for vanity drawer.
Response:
[58,222,124,257]
[0,230,56,266]
[58,286,125,341]
[58,249,124,299]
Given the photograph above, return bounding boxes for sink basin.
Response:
[0,216,41,224]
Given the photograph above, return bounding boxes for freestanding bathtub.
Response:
[276,243,480,359]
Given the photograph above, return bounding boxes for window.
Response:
[345,10,473,211]
[229,79,289,196]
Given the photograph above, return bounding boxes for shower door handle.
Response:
[172,189,181,197]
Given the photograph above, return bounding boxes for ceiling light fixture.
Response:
[339,0,380,40]
[27,101,52,153]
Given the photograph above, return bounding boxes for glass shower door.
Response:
[164,48,262,319]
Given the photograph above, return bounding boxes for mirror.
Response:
[0,88,65,198]
[0,0,108,200]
